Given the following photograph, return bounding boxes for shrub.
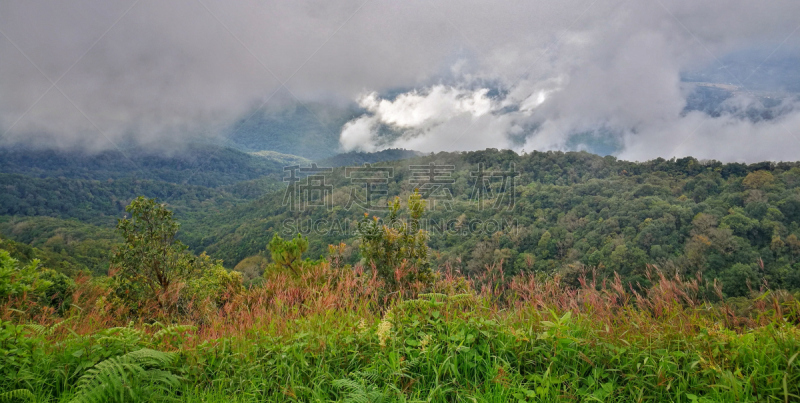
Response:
[0,249,73,310]
[358,191,433,289]
[110,197,240,315]
[185,259,243,307]
[266,233,309,277]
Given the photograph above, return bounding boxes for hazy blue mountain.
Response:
[224,102,359,159]
[682,49,800,93]
[0,143,286,188]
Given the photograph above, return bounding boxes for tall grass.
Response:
[2,262,799,402]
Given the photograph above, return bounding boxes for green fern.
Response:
[46,316,76,335]
[22,324,46,335]
[418,293,447,301]
[333,378,394,403]
[152,324,197,341]
[447,293,475,302]
[350,370,382,383]
[24,317,76,337]
[0,389,33,402]
[102,326,144,339]
[69,348,181,403]
[94,326,143,349]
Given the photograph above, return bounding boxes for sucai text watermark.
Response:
[281,217,520,237]
[281,162,518,212]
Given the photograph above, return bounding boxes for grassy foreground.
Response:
[2,263,800,402]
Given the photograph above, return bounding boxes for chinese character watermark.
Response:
[409,162,455,211]
[470,163,518,211]
[345,163,394,211]
[283,164,333,211]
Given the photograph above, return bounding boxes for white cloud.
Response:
[339,115,379,152]
[341,86,500,152]
[361,86,493,128]
[2,0,800,161]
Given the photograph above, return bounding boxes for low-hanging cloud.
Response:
[338,1,800,162]
[1,0,799,161]
[340,86,499,152]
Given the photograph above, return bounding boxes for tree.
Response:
[720,263,759,297]
[537,231,552,258]
[233,255,268,284]
[267,233,309,277]
[742,170,775,190]
[111,197,216,309]
[358,191,432,289]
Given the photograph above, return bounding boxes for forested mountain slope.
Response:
[190,149,800,297]
[0,217,118,276]
[3,146,800,297]
[0,143,285,187]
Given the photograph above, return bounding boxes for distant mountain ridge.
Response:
[0,143,285,187]
[224,102,358,160]
[316,149,423,167]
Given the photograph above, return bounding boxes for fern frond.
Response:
[332,378,362,393]
[350,370,381,383]
[333,375,394,403]
[123,348,178,367]
[94,336,131,345]
[47,316,76,336]
[0,389,33,402]
[153,324,197,340]
[54,334,90,349]
[102,326,144,339]
[418,293,447,300]
[22,324,46,336]
[69,348,180,403]
[94,326,143,349]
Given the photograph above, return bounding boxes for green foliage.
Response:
[0,219,118,276]
[0,250,42,299]
[2,276,800,402]
[332,376,396,403]
[111,197,228,311]
[0,389,33,402]
[742,170,775,189]
[0,320,38,398]
[182,149,800,297]
[0,144,285,187]
[69,348,181,403]
[0,249,73,309]
[232,255,268,285]
[9,145,800,299]
[358,192,433,289]
[267,233,309,277]
[185,264,243,307]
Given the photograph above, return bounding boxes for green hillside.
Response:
[0,173,260,226]
[3,146,800,297]
[190,149,800,297]
[0,143,286,187]
[0,217,117,276]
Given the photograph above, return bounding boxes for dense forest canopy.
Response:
[2,146,800,297]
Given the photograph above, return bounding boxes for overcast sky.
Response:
[1,0,799,161]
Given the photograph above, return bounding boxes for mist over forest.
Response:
[2,1,800,402]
